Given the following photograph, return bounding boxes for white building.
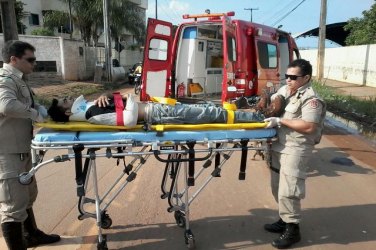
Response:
[17,0,148,43]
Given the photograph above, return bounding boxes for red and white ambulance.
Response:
[140,11,300,104]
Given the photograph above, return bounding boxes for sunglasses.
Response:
[285,74,304,80]
[24,57,36,63]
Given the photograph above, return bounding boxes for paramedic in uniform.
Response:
[0,40,60,249]
[263,59,326,249]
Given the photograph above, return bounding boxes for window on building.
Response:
[29,14,40,26]
[34,61,57,72]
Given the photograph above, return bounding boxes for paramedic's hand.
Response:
[270,93,278,101]
[36,104,48,118]
[35,112,45,123]
[94,95,110,108]
[264,117,281,128]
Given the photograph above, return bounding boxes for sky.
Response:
[146,0,375,48]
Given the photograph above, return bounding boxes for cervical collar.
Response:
[69,95,94,121]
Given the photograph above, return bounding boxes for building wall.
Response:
[300,44,376,87]
[0,34,142,81]
[0,35,94,81]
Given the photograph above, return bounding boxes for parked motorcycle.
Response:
[127,62,142,85]
[134,73,142,95]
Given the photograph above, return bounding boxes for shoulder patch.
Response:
[309,99,319,109]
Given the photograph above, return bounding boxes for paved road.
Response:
[0,117,375,250]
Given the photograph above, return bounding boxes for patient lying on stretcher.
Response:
[47,93,283,127]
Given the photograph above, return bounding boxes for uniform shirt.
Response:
[272,83,326,156]
[0,64,39,153]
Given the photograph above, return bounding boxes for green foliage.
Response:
[43,0,145,46]
[312,81,376,120]
[344,1,376,45]
[31,28,55,36]
[15,1,26,34]
[43,10,70,30]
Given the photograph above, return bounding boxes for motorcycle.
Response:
[133,73,142,95]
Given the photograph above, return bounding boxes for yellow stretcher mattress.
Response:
[35,121,267,132]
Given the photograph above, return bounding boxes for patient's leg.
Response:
[234,110,265,123]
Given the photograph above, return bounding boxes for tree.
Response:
[344,1,376,45]
[0,0,25,35]
[15,1,26,34]
[43,0,145,47]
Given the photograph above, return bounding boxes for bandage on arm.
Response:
[123,94,138,127]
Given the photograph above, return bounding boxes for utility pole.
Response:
[155,0,158,19]
[0,0,19,42]
[102,0,112,82]
[317,0,327,82]
[244,7,259,22]
[68,0,73,39]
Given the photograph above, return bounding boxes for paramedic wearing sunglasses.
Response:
[263,59,326,249]
[0,41,59,250]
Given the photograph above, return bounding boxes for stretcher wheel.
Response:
[19,172,32,185]
[185,230,195,249]
[187,238,196,249]
[101,214,112,229]
[174,211,186,228]
[97,235,108,250]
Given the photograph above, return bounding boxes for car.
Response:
[127,62,142,84]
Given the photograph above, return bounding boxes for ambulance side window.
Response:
[227,36,237,62]
[148,38,168,61]
[257,42,277,68]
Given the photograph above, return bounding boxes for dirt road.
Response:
[0,117,375,250]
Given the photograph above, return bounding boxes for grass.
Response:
[33,81,121,107]
[312,81,376,125]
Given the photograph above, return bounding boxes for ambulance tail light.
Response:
[235,71,247,96]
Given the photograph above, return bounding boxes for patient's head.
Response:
[47,96,75,122]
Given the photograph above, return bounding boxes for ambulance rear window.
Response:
[257,42,277,68]
[148,38,168,61]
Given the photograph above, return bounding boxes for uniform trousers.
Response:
[0,154,38,223]
[270,150,310,224]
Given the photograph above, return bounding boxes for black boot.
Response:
[1,222,26,250]
[23,208,61,248]
[272,223,301,249]
[264,218,286,233]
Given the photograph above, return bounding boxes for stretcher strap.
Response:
[214,143,221,177]
[239,139,249,180]
[73,144,85,197]
[150,96,177,106]
[227,110,235,124]
[187,141,196,186]
[113,92,124,126]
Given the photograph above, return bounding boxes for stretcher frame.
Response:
[20,128,275,250]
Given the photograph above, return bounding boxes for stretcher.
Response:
[20,122,276,250]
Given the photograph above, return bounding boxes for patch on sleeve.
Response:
[309,99,319,109]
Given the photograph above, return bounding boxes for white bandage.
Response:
[123,94,138,127]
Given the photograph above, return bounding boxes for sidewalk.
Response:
[320,79,376,100]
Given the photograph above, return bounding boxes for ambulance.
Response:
[140,11,300,104]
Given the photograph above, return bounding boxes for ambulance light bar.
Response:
[183,11,235,20]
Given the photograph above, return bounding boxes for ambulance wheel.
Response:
[174,211,186,228]
[101,213,112,229]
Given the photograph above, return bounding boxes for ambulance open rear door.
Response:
[141,18,174,101]
[221,13,237,102]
